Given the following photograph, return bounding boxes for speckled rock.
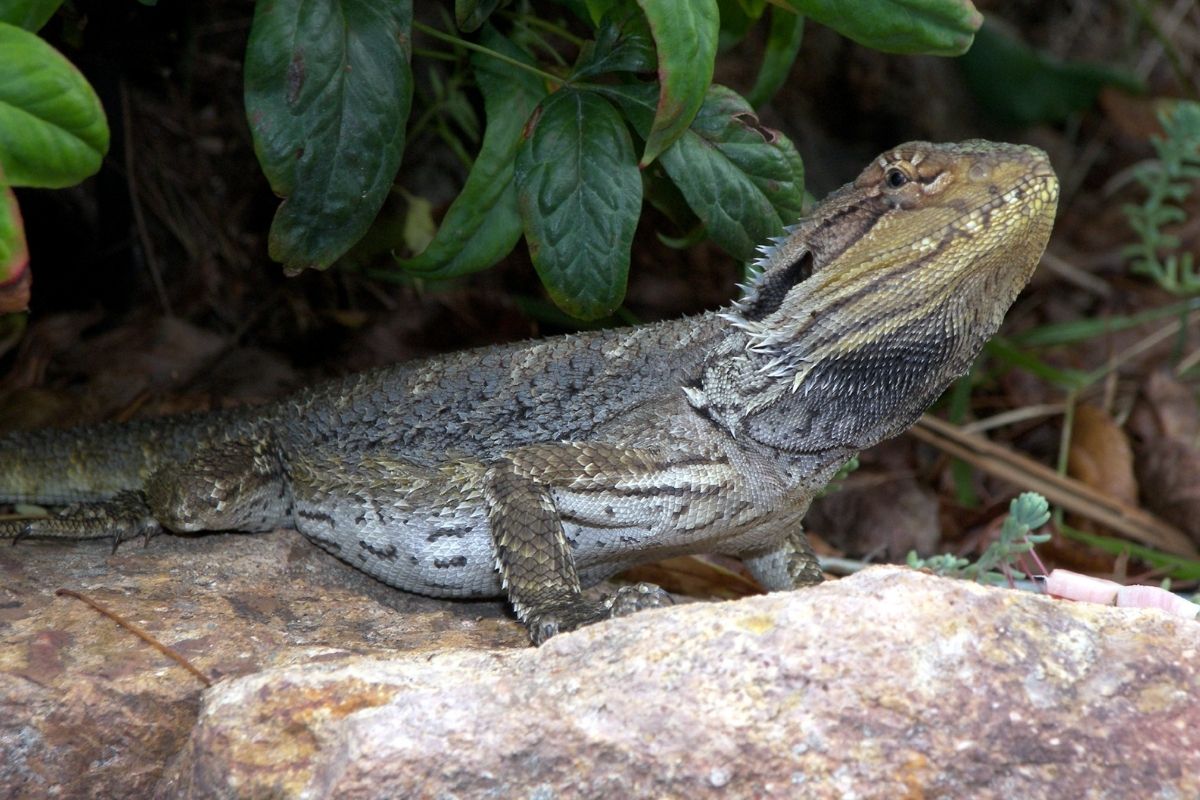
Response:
[156,566,1200,800]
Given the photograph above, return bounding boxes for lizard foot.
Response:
[526,583,675,645]
[603,581,674,617]
[527,600,606,646]
[4,490,161,551]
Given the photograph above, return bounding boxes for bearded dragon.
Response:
[0,140,1058,644]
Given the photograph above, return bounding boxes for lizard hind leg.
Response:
[144,437,294,533]
[3,437,293,548]
[484,458,672,645]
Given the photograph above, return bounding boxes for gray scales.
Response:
[0,141,1059,644]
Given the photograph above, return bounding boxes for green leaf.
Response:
[961,22,1143,126]
[0,186,29,314]
[244,0,413,273]
[984,337,1091,390]
[642,158,699,230]
[733,0,767,15]
[716,0,766,49]
[1062,525,1200,582]
[584,0,617,25]
[636,0,719,166]
[0,22,108,188]
[455,0,502,32]
[515,89,641,319]
[396,27,546,277]
[1009,299,1200,348]
[0,0,63,31]
[0,186,27,285]
[746,6,804,108]
[572,3,655,79]
[780,0,981,56]
[657,85,805,261]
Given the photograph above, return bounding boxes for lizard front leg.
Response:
[738,509,825,591]
[484,443,686,644]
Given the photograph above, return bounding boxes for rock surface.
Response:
[4,535,1199,800]
[0,531,523,798]
[164,566,1198,800]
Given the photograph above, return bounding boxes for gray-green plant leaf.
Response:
[244,0,413,273]
[515,89,641,319]
[637,0,719,165]
[0,21,108,188]
[396,27,546,277]
[781,0,981,56]
[658,85,805,261]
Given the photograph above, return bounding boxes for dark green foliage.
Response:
[515,89,642,318]
[960,22,1142,126]
[241,0,985,318]
[244,0,413,273]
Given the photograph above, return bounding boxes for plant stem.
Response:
[413,21,561,87]
[413,47,459,63]
[504,11,587,47]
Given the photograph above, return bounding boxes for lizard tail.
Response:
[0,410,240,505]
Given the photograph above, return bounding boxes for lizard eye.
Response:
[885,168,909,188]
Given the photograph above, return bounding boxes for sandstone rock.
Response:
[0,531,522,798]
[5,535,1198,800]
[157,566,1199,800]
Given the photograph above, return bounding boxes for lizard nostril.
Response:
[968,163,991,182]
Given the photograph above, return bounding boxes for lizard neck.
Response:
[693,267,1011,457]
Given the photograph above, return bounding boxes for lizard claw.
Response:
[530,618,562,646]
[6,519,34,546]
[525,600,601,646]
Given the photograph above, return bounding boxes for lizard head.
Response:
[698,140,1059,457]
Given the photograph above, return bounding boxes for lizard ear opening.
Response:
[739,251,814,322]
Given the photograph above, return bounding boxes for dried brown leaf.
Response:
[1068,404,1138,506]
[1129,371,1200,442]
[1135,438,1200,544]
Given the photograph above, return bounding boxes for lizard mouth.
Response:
[945,170,1059,243]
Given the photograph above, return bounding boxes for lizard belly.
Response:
[292,495,501,599]
[555,484,775,575]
